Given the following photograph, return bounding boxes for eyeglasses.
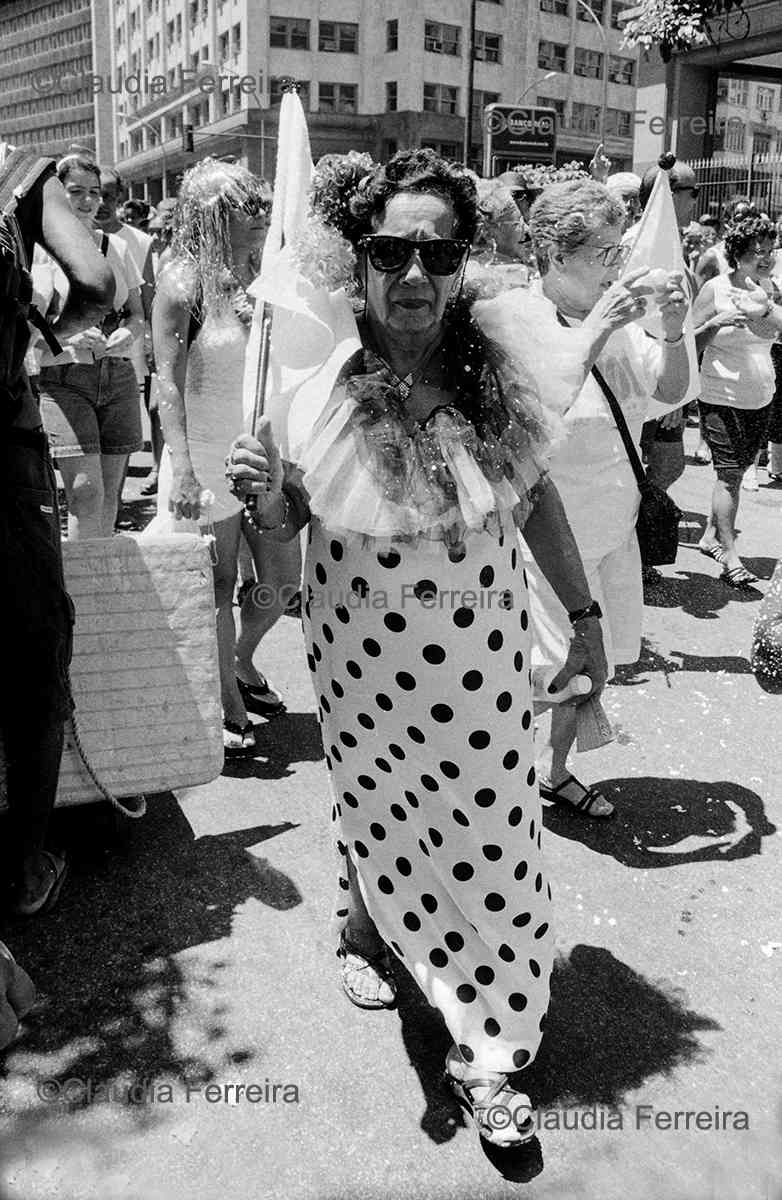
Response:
[580,241,632,268]
[360,235,469,276]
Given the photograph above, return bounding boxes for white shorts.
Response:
[522,530,643,701]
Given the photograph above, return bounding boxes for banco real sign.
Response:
[483,104,557,175]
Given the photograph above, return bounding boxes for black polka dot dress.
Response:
[303,515,554,1073]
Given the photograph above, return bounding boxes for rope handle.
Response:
[66,674,146,820]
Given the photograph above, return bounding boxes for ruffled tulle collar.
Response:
[297,315,558,551]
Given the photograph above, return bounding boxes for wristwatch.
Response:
[568,600,603,625]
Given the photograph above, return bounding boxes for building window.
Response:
[574,47,603,78]
[608,55,634,85]
[385,81,398,112]
[538,40,567,72]
[270,77,310,107]
[609,1,629,28]
[386,19,398,51]
[606,107,631,137]
[728,79,748,106]
[474,30,501,63]
[188,1,197,27]
[423,82,459,115]
[424,21,461,56]
[756,85,774,112]
[270,16,310,49]
[319,82,357,113]
[571,102,601,133]
[753,130,772,155]
[319,21,358,52]
[472,89,500,123]
[176,13,182,38]
[576,0,604,20]
[724,117,744,152]
[219,31,229,60]
[421,140,462,161]
[383,139,398,158]
[540,0,569,13]
[537,94,565,125]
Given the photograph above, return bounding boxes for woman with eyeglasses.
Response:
[226,149,609,1149]
[467,180,534,296]
[475,179,689,820]
[152,159,294,755]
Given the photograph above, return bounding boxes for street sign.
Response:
[483,104,557,176]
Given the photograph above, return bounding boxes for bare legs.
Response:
[210,513,248,728]
[235,524,301,687]
[700,469,743,572]
[58,453,129,539]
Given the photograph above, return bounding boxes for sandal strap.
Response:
[337,933,392,974]
[541,774,607,814]
[722,566,757,587]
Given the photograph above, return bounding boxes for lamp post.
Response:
[573,0,609,146]
[516,71,556,106]
[463,0,478,167]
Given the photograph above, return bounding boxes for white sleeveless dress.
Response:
[156,304,248,524]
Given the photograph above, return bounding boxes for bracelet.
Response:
[568,599,602,625]
[254,489,290,533]
[664,331,685,345]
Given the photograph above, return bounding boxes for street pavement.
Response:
[1,424,780,1200]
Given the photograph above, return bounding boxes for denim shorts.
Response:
[0,430,74,724]
[39,359,143,458]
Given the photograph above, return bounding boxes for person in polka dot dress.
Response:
[228,150,608,1149]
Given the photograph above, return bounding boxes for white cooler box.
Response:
[0,534,223,810]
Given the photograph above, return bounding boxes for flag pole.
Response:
[244,77,300,531]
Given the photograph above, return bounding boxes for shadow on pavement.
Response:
[543,777,776,867]
[641,569,762,617]
[527,944,721,1106]
[0,796,300,1125]
[740,555,778,581]
[612,637,752,684]
[392,939,719,1174]
[221,712,323,781]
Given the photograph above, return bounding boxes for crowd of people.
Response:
[1,133,781,1158]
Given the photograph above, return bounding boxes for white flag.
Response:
[242,89,359,457]
[621,168,700,411]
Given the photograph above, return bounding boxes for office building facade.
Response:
[0,0,114,160]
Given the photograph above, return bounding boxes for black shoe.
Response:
[236,674,285,717]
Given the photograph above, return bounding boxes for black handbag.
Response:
[590,363,682,566]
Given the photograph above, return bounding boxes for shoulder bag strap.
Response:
[556,310,647,491]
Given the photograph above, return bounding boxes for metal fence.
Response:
[685,154,782,219]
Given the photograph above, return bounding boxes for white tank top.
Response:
[700,274,775,410]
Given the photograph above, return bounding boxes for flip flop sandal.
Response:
[236,675,286,718]
[539,774,614,818]
[223,720,257,756]
[698,542,727,565]
[446,1069,536,1147]
[720,566,758,590]
[337,932,397,1010]
[11,852,68,917]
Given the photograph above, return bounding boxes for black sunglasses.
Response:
[360,235,469,276]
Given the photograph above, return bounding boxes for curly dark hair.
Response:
[349,148,479,246]
[724,215,776,269]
